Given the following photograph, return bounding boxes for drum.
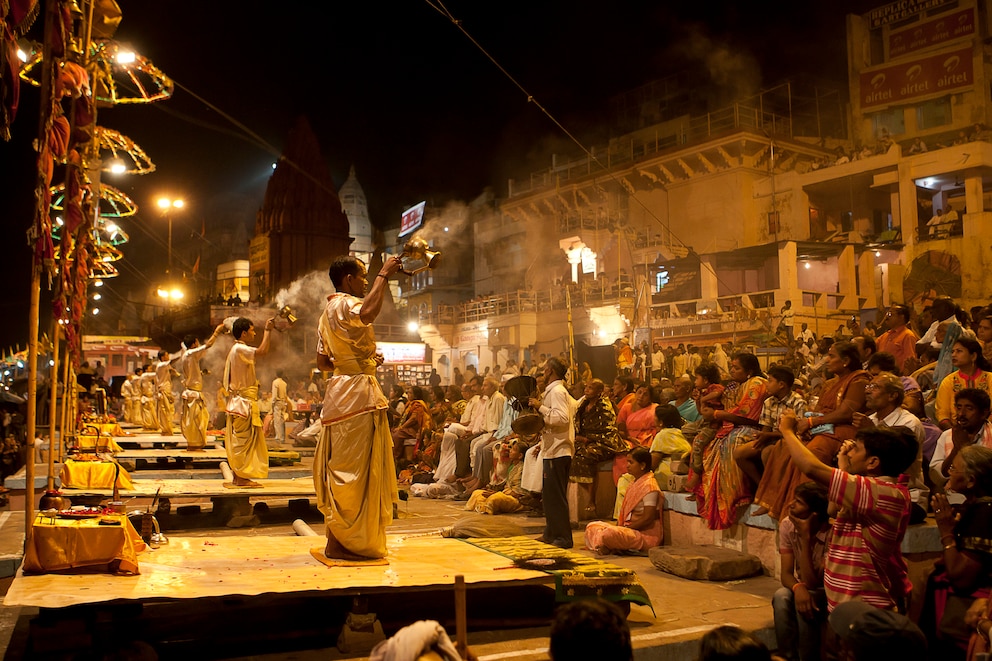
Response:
[503,375,537,412]
[511,413,545,437]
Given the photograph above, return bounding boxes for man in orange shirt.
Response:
[875,304,919,374]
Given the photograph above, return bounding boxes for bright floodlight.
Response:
[94,279,104,287]
[116,51,136,64]
[804,262,812,270]
[172,199,185,209]
[16,48,28,63]
[157,197,171,209]
[170,288,184,300]
[109,161,126,174]
[92,308,100,315]
[407,321,419,332]
[93,293,102,300]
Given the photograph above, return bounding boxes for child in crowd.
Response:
[683,363,725,495]
[778,412,917,614]
[649,404,691,487]
[734,365,808,494]
[772,481,831,661]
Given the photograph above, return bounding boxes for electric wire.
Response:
[427,0,761,303]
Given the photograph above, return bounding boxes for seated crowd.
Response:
[387,294,992,660]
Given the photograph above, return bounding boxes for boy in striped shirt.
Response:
[778,411,918,614]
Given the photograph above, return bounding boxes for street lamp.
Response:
[156,196,185,274]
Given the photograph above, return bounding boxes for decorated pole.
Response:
[47,322,60,491]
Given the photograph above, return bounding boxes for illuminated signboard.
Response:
[399,201,426,238]
[867,0,952,29]
[889,8,973,58]
[378,342,427,364]
[859,46,972,109]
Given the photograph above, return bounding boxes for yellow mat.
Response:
[3,535,551,609]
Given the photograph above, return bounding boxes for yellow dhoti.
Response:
[181,389,208,450]
[157,388,175,435]
[225,387,268,479]
[313,408,396,559]
[141,397,158,430]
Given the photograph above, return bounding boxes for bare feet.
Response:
[232,477,262,487]
[324,534,372,561]
[751,506,770,517]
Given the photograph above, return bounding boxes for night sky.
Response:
[0,0,881,351]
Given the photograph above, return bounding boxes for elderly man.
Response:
[571,378,626,518]
[853,371,927,523]
[530,358,577,549]
[875,305,919,374]
[179,324,226,450]
[313,254,403,560]
[463,377,507,490]
[670,376,700,424]
[224,316,276,488]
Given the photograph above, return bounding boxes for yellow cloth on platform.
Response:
[59,460,134,490]
[76,435,124,453]
[313,292,397,559]
[23,513,144,574]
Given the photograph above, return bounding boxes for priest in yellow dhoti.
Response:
[223,316,275,487]
[314,254,403,560]
[154,350,181,435]
[138,367,158,430]
[180,324,227,451]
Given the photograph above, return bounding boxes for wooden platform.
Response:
[60,477,316,499]
[116,448,301,466]
[3,535,551,609]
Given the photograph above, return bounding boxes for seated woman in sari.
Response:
[691,353,769,530]
[585,447,662,555]
[391,386,434,466]
[618,386,660,448]
[464,441,537,514]
[570,378,629,520]
[753,341,869,519]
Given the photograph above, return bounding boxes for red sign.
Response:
[859,46,973,109]
[889,8,974,58]
[399,201,426,238]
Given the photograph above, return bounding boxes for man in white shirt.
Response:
[929,388,992,499]
[529,358,577,549]
[651,343,665,381]
[442,375,486,478]
[854,372,928,523]
[271,370,289,444]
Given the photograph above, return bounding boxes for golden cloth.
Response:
[23,513,144,574]
[314,292,397,559]
[225,385,268,479]
[180,388,209,450]
[83,422,126,437]
[75,434,124,453]
[60,460,135,490]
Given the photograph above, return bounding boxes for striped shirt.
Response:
[824,469,912,612]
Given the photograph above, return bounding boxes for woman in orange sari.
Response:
[753,341,869,519]
[692,353,769,530]
[617,386,659,447]
[585,447,662,554]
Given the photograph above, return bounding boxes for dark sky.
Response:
[0,0,880,350]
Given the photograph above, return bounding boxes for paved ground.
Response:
[0,486,779,660]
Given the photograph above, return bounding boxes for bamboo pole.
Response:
[25,279,39,539]
[60,345,71,463]
[47,323,59,492]
[454,574,467,655]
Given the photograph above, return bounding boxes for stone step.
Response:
[650,544,764,581]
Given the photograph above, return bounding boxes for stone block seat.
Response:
[659,491,944,579]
